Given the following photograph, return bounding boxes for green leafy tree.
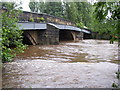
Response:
[29,0,39,12]
[43,2,63,17]
[29,1,64,18]
[38,2,46,13]
[93,2,120,42]
[1,3,26,62]
[76,22,85,28]
[63,1,93,27]
[63,2,78,22]
[75,2,93,28]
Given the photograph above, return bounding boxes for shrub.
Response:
[1,3,26,63]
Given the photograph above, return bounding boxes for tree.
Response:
[29,1,64,18]
[63,2,78,22]
[1,3,26,62]
[29,0,39,12]
[43,2,63,17]
[38,2,46,13]
[75,2,93,28]
[93,1,120,42]
[62,1,93,28]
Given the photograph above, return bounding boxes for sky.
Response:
[20,0,30,11]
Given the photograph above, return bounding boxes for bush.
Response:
[1,3,26,63]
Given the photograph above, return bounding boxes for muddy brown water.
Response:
[2,40,118,88]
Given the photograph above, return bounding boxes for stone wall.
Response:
[1,9,75,26]
[38,24,59,45]
[75,31,83,40]
[71,31,83,41]
[19,11,75,26]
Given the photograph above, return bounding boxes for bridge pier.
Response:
[71,31,83,41]
[38,23,59,45]
[23,24,59,45]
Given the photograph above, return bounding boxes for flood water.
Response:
[2,40,118,88]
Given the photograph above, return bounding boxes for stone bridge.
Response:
[19,11,75,26]
[18,11,91,45]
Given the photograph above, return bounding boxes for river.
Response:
[2,39,118,88]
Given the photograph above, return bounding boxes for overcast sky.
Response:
[20,0,30,11]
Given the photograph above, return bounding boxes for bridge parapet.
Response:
[1,8,75,26]
[19,11,75,26]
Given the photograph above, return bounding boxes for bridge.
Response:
[18,11,91,45]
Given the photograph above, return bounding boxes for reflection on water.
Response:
[3,40,118,88]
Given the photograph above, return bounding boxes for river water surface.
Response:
[2,40,118,88]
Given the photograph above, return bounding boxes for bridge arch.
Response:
[59,30,74,41]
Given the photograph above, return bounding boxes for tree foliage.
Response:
[75,2,93,28]
[29,0,39,12]
[1,3,26,62]
[63,2,78,22]
[29,0,64,18]
[44,2,63,17]
[93,1,120,42]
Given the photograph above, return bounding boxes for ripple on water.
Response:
[3,40,118,88]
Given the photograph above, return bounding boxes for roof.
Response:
[18,22,90,34]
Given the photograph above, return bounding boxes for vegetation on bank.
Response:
[1,3,26,63]
[94,2,120,43]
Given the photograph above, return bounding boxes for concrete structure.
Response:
[18,22,90,45]
[17,11,91,45]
